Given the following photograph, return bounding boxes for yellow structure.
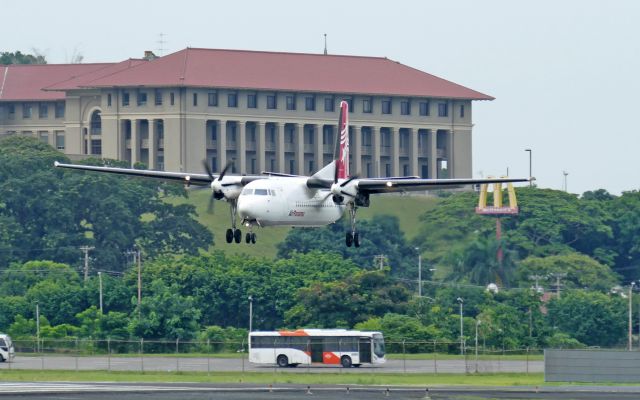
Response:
[475,177,518,215]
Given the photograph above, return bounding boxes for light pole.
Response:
[248,296,253,332]
[134,245,142,316]
[563,171,568,192]
[525,149,532,187]
[98,271,103,313]
[415,247,422,298]
[457,297,464,355]
[629,282,636,351]
[475,319,481,373]
[35,301,40,353]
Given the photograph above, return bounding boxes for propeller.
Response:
[202,160,234,213]
[330,172,360,204]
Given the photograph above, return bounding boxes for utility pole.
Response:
[529,275,544,293]
[550,273,567,299]
[98,271,103,313]
[36,301,40,353]
[475,320,481,373]
[457,297,464,355]
[629,282,636,351]
[80,246,94,282]
[135,246,141,315]
[374,255,386,271]
[525,149,532,187]
[415,247,422,297]
[248,296,253,332]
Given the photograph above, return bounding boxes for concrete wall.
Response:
[545,349,640,382]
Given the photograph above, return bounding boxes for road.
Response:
[1,382,640,400]
[0,355,543,373]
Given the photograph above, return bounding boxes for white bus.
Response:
[0,334,15,362]
[249,329,385,368]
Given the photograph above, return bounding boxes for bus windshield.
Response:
[373,335,385,358]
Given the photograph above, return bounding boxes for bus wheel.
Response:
[340,355,352,368]
[277,355,289,367]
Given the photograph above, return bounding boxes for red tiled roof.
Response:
[0,63,112,101]
[84,48,494,100]
[44,59,146,91]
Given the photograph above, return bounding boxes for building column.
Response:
[218,120,227,172]
[131,119,139,165]
[275,122,285,173]
[372,126,381,176]
[313,124,322,172]
[353,125,362,174]
[149,119,157,170]
[296,123,304,175]
[446,129,454,178]
[428,129,438,178]
[238,120,247,174]
[391,127,400,176]
[409,128,418,177]
[256,122,266,173]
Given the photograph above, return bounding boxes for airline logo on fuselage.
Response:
[289,210,305,217]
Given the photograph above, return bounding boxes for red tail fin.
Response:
[335,100,349,179]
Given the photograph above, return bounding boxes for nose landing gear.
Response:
[245,232,257,244]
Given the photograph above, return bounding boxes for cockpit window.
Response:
[255,189,268,196]
[270,189,277,196]
[242,188,253,195]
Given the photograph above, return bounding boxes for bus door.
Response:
[310,338,323,363]
[359,337,372,363]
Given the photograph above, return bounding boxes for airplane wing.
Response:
[354,176,531,194]
[54,161,264,187]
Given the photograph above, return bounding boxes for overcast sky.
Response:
[3,0,639,195]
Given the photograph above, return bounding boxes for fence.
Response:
[1,338,544,374]
[545,349,640,382]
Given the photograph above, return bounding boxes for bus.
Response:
[249,329,385,368]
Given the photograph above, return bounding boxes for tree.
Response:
[0,51,46,65]
[546,290,626,347]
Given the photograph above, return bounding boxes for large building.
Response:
[0,48,492,178]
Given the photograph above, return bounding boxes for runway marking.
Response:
[0,383,200,394]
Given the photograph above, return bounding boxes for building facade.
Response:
[0,48,493,178]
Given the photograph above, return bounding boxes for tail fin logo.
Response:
[336,100,350,179]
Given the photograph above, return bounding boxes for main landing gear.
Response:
[224,199,257,244]
[345,203,360,248]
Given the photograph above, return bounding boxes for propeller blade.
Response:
[218,160,234,181]
[340,174,359,188]
[202,160,215,180]
[207,195,215,214]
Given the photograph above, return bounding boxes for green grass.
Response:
[169,191,439,259]
[0,369,545,386]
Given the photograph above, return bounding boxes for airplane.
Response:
[55,101,531,247]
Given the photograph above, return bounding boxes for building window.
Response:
[289,159,295,174]
[193,93,198,106]
[8,104,15,119]
[211,157,217,173]
[305,95,315,111]
[55,102,65,118]
[155,90,162,106]
[137,92,147,106]
[107,94,112,107]
[55,131,65,150]
[91,139,102,155]
[38,103,48,119]
[38,131,48,143]
[228,92,238,108]
[286,95,296,110]
[23,103,32,119]
[210,123,217,141]
[208,92,218,107]
[362,98,372,113]
[324,96,334,112]
[342,97,353,113]
[419,101,429,116]
[122,92,130,107]
[401,100,411,115]
[381,99,392,114]
[438,102,448,117]
[308,160,314,173]
[460,104,465,118]
[170,92,175,106]
[267,94,277,109]
[247,93,257,108]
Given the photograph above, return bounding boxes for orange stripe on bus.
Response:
[277,329,309,336]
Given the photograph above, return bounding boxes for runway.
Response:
[1,382,640,400]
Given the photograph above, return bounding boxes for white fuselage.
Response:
[236,177,346,227]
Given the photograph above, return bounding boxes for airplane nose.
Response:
[237,198,252,219]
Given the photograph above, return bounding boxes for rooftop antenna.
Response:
[157,33,167,56]
[323,33,327,55]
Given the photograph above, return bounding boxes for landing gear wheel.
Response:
[277,355,289,368]
[251,232,256,244]
[226,228,234,243]
[245,232,251,243]
[234,228,242,243]
[341,355,352,368]
[353,232,360,247]
[346,232,353,247]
